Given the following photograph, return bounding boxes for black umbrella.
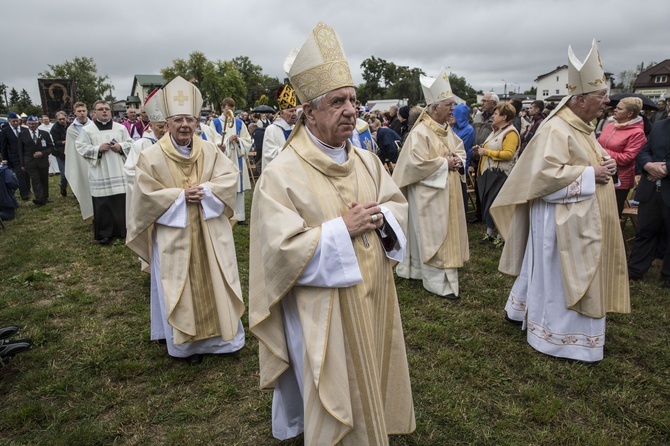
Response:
[251,105,276,114]
[477,167,508,217]
[608,93,659,111]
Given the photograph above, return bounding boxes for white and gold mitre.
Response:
[567,39,607,95]
[283,21,354,103]
[143,89,166,122]
[157,76,203,118]
[420,67,454,105]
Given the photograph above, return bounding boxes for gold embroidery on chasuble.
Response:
[165,151,223,342]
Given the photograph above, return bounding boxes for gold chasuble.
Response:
[392,113,469,268]
[126,134,245,345]
[249,125,415,445]
[490,106,630,318]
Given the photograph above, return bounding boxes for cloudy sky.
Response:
[3,0,668,106]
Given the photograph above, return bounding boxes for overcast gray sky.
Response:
[3,0,669,106]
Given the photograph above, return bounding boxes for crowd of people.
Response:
[1,22,669,445]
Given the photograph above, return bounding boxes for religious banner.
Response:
[38,78,77,117]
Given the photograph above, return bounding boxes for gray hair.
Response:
[485,92,500,104]
[55,111,67,118]
[307,93,326,110]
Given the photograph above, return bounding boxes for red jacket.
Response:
[597,118,646,189]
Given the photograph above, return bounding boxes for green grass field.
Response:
[1,175,668,445]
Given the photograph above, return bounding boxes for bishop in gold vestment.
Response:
[250,21,415,446]
[490,41,630,363]
[392,68,469,299]
[126,77,245,362]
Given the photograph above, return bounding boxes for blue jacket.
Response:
[451,104,475,172]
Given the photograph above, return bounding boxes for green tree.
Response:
[523,86,537,96]
[9,88,19,108]
[162,52,247,111]
[232,56,281,109]
[254,94,269,108]
[39,56,112,108]
[0,83,7,113]
[448,73,477,105]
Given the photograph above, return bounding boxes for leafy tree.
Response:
[232,56,281,109]
[0,83,8,113]
[523,86,537,96]
[254,94,269,108]
[9,88,19,108]
[448,73,477,105]
[162,51,247,111]
[39,56,112,108]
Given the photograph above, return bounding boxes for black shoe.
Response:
[0,326,19,340]
[186,354,204,365]
[0,338,33,346]
[628,271,643,281]
[468,217,482,224]
[99,238,110,245]
[237,220,248,226]
[60,187,67,197]
[157,339,167,346]
[0,341,32,364]
[21,196,30,201]
[439,293,460,301]
[662,279,670,289]
[32,199,46,206]
[504,313,523,326]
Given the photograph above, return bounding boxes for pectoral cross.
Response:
[173,90,189,106]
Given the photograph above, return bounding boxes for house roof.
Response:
[535,65,568,82]
[633,59,670,88]
[134,75,166,86]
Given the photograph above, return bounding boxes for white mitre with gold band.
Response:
[567,39,607,95]
[284,21,354,103]
[420,67,454,105]
[144,89,166,122]
[157,75,203,118]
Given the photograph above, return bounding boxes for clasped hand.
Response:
[342,201,384,238]
[594,158,617,184]
[447,154,463,171]
[185,184,204,204]
[645,161,668,182]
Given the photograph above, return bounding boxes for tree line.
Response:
[1,54,656,116]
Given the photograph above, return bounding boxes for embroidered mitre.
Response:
[276,84,298,111]
[567,39,607,94]
[157,76,203,118]
[420,67,454,105]
[284,21,354,103]
[144,89,166,122]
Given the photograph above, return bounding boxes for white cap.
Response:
[567,39,607,95]
[420,67,454,105]
[157,76,203,118]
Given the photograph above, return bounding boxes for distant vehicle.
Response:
[0,117,7,128]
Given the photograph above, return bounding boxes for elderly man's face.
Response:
[127,109,137,120]
[27,121,39,132]
[8,118,19,128]
[167,115,197,146]
[56,114,67,125]
[140,108,148,121]
[280,107,298,126]
[431,98,456,125]
[304,87,357,146]
[481,94,496,113]
[151,121,167,140]
[581,89,610,121]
